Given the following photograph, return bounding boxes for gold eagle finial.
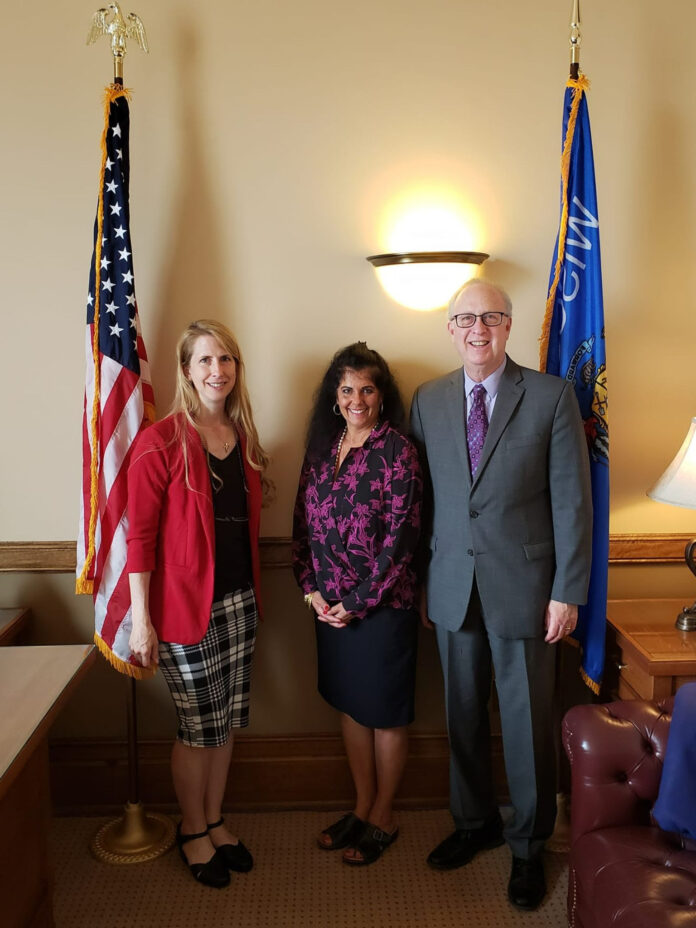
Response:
[87,3,149,81]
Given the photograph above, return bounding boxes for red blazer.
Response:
[126,415,263,644]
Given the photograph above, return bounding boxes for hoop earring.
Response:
[333,403,341,416]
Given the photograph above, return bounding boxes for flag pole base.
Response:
[90,801,175,864]
[546,792,571,854]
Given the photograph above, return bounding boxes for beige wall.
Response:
[2,1,696,739]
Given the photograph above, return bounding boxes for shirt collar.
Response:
[464,356,507,399]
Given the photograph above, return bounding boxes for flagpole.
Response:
[569,0,581,79]
[85,5,174,865]
[549,0,609,854]
[549,0,584,855]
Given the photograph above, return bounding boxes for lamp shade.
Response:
[648,418,696,509]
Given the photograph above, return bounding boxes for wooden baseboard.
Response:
[49,733,508,815]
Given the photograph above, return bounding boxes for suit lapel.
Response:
[472,357,524,487]
[444,369,472,488]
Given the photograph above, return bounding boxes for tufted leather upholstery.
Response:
[562,697,696,928]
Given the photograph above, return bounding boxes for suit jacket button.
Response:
[469,510,478,518]
[467,548,474,556]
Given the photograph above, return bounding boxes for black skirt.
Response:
[315,606,418,728]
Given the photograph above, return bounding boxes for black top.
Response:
[208,445,252,600]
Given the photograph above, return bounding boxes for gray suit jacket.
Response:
[410,356,592,638]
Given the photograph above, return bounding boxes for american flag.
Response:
[76,86,156,678]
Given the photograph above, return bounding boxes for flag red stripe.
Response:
[99,366,141,463]
[94,444,133,583]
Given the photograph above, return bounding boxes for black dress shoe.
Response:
[208,818,254,872]
[427,816,504,870]
[176,824,230,888]
[507,855,546,910]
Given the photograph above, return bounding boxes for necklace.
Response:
[334,425,348,475]
[334,422,382,475]
[198,421,234,456]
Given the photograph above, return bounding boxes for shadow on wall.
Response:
[263,356,330,535]
[149,13,237,407]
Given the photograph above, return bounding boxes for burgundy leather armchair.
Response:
[562,697,696,928]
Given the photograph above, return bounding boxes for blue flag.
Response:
[541,75,608,693]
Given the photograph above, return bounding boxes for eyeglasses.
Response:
[451,312,510,328]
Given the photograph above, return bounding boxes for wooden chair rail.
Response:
[0,534,692,572]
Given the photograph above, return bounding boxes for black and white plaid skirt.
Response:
[158,586,258,747]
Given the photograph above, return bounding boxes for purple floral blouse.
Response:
[292,421,422,619]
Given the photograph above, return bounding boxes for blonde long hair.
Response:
[171,319,272,499]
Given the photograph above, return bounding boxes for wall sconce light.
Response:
[366,250,489,311]
[647,416,696,630]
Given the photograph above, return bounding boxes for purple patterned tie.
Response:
[467,383,488,475]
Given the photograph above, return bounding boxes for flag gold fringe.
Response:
[580,665,601,695]
[538,74,591,372]
[563,638,599,696]
[76,85,133,596]
[94,630,157,680]
[563,634,601,693]
[144,400,156,425]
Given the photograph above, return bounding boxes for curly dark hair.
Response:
[305,342,406,460]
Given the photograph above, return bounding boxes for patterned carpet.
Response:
[51,810,569,927]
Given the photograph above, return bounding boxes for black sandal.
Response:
[317,812,365,850]
[343,822,399,866]
[207,817,254,872]
[176,823,230,888]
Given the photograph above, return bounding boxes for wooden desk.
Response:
[0,607,30,645]
[606,599,696,700]
[0,645,95,928]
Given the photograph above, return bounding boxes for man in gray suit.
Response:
[410,279,592,910]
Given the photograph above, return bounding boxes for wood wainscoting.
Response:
[4,532,690,814]
[48,732,477,815]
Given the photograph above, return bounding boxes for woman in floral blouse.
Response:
[292,342,422,866]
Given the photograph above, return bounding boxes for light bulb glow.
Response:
[380,187,482,254]
[375,263,478,311]
[373,187,485,310]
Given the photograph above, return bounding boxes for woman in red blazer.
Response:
[127,319,270,889]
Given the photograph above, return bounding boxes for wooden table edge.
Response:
[0,645,96,801]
